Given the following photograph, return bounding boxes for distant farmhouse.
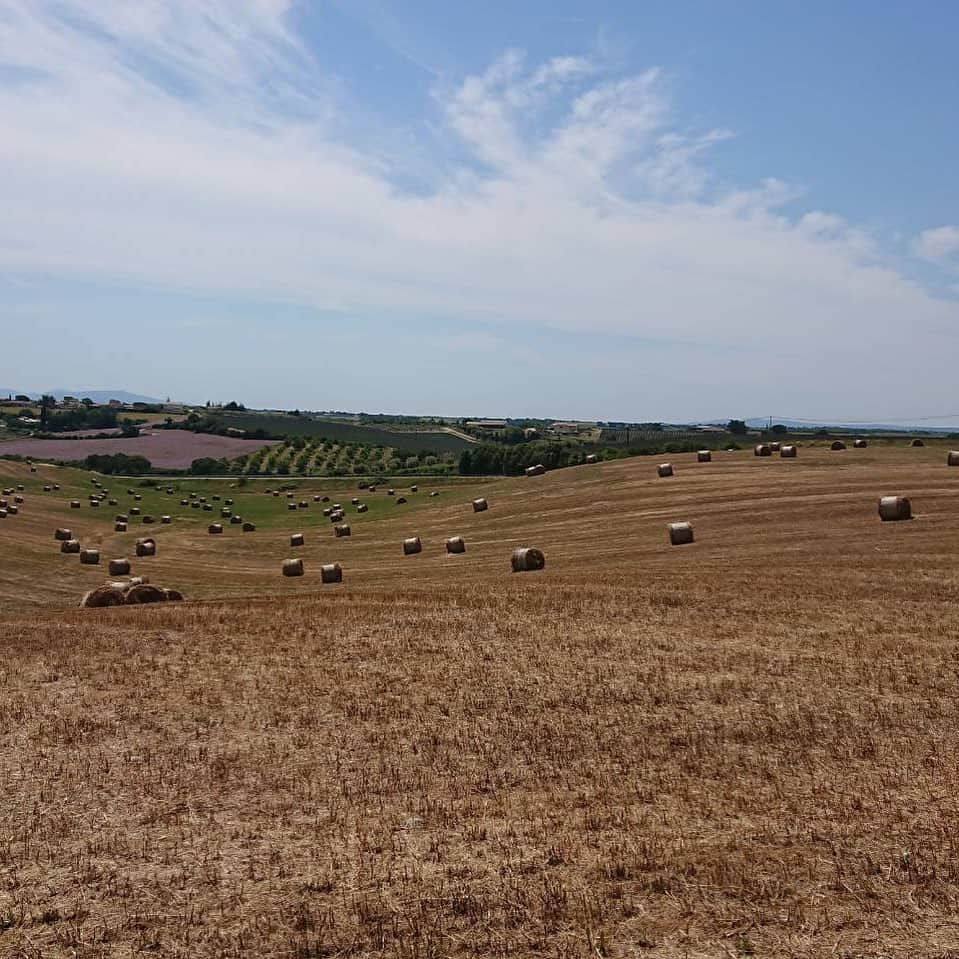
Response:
[466,419,509,430]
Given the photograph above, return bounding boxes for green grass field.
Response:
[4,466,488,538]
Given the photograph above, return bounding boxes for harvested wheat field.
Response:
[3,445,959,957]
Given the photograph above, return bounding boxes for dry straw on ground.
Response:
[3,447,959,956]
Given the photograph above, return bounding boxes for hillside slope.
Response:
[2,446,959,956]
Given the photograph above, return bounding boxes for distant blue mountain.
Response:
[0,388,166,404]
[741,417,956,434]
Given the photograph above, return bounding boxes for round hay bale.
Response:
[130,506,140,515]
[334,524,351,537]
[313,495,322,503]
[80,548,100,565]
[273,491,279,497]
[584,454,598,464]
[166,487,175,495]
[769,442,781,452]
[780,445,797,458]
[290,532,305,547]
[321,495,330,502]
[910,438,925,447]
[230,515,242,524]
[43,485,51,492]
[446,536,466,554]
[212,494,220,501]
[70,500,81,509]
[161,515,171,524]
[282,558,304,577]
[221,507,232,517]
[367,488,376,494]
[128,576,149,586]
[358,481,369,490]
[387,489,395,496]
[142,515,155,524]
[109,559,131,576]
[162,588,184,602]
[89,499,100,508]
[525,464,546,477]
[947,451,959,467]
[125,583,167,604]
[357,503,368,513]
[5,506,17,515]
[199,497,206,503]
[61,539,81,554]
[878,495,912,522]
[53,484,60,491]
[472,498,489,512]
[657,463,674,478]
[286,491,294,499]
[351,497,360,506]
[403,536,422,555]
[0,510,7,519]
[0,498,6,508]
[127,488,135,495]
[395,497,407,505]
[430,491,439,497]
[115,522,127,533]
[668,521,694,546]
[190,502,200,509]
[133,494,142,501]
[107,498,118,506]
[330,510,345,522]
[697,450,711,463]
[287,503,297,511]
[202,504,213,511]
[135,538,156,557]
[115,513,128,523]
[854,439,868,448]
[29,466,36,473]
[298,501,309,509]
[16,485,23,492]
[54,528,72,541]
[79,585,125,608]
[831,440,847,451]
[243,521,256,532]
[321,563,342,583]
[208,524,223,535]
[323,507,333,517]
[410,485,419,492]
[511,547,545,572]
[754,444,772,457]
[180,499,189,506]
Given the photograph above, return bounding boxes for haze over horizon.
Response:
[2,1,958,421]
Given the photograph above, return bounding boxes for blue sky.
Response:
[2,1,959,422]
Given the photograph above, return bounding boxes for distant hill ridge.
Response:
[0,389,166,405]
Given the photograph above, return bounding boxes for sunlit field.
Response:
[3,443,959,957]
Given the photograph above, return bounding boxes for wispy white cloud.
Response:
[914,225,959,265]
[1,0,958,417]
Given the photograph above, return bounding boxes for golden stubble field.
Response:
[3,444,959,957]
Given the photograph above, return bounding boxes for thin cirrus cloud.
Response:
[1,0,958,418]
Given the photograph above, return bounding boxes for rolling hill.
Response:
[2,443,959,956]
